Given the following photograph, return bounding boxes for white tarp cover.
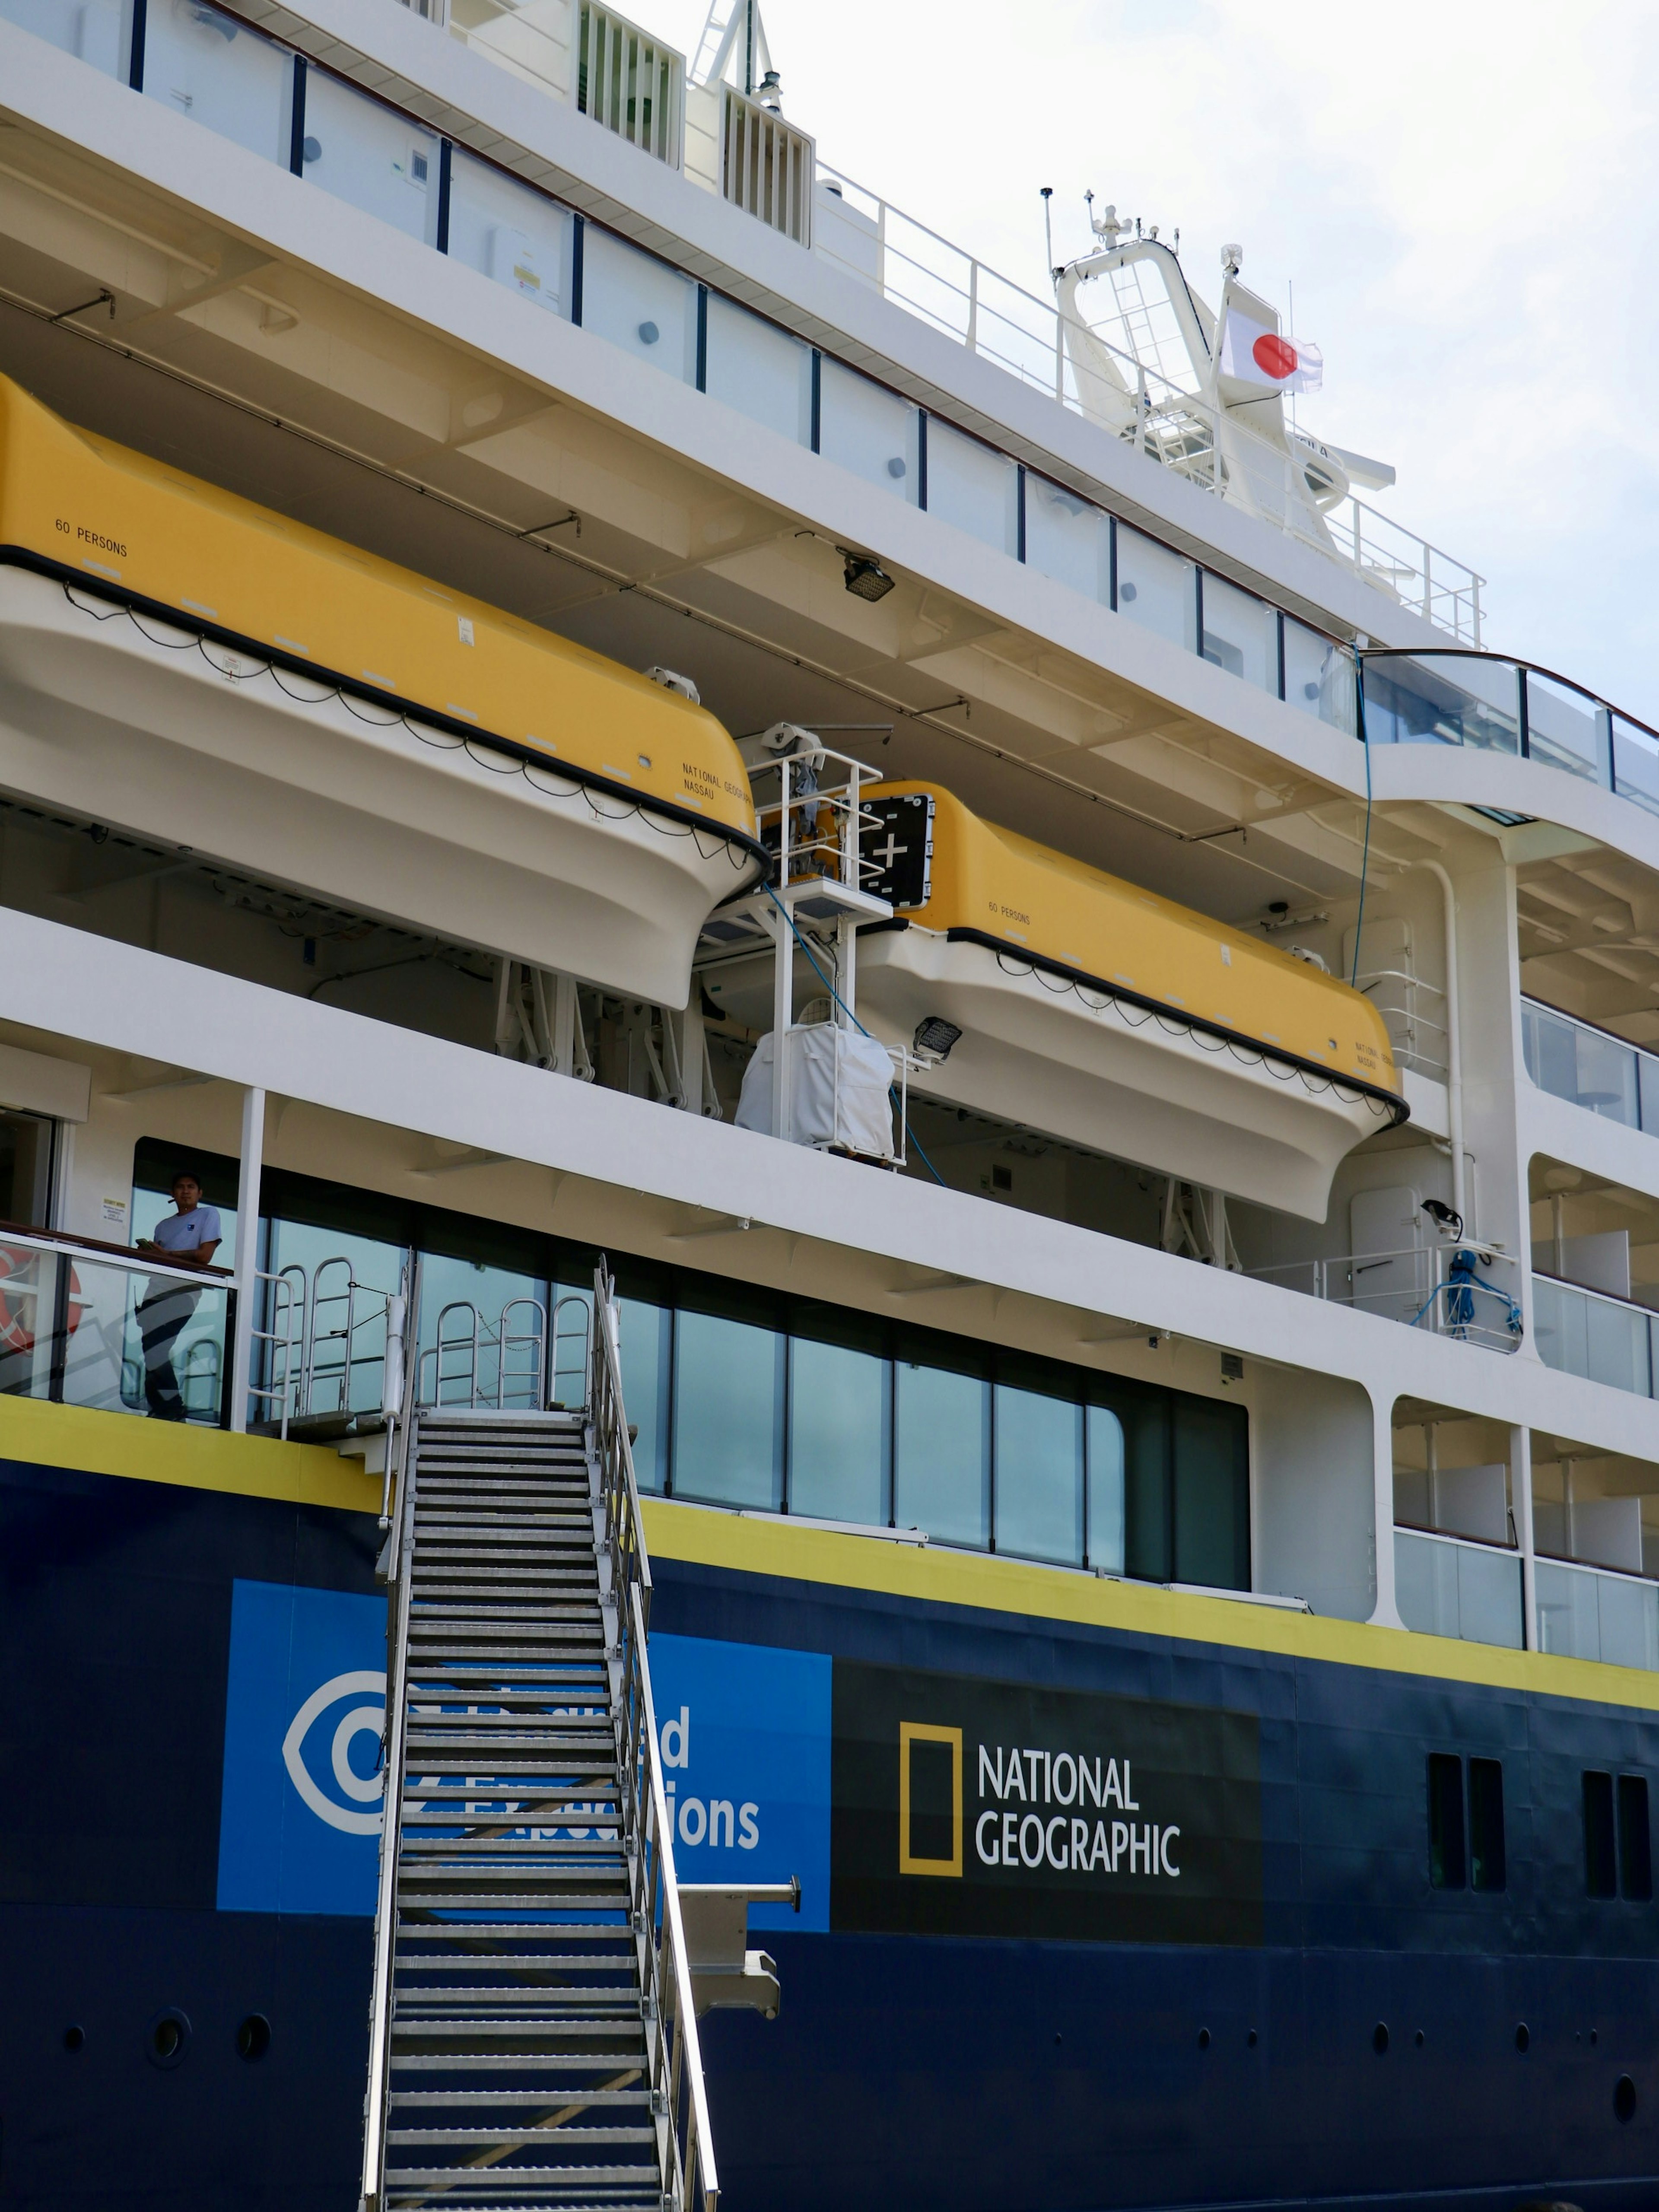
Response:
[734,1024,895,1158]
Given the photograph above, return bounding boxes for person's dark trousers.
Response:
[137,1282,202,1419]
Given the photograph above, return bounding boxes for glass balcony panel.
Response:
[1200,572,1277,695]
[1535,1558,1602,1659]
[1532,1274,1586,1380]
[1526,671,1605,785]
[672,1306,783,1509]
[1583,1291,1651,1396]
[925,417,1018,556]
[703,293,811,443]
[0,1241,63,1402]
[301,72,442,245]
[142,0,290,163]
[894,1360,989,1548]
[446,148,569,315]
[581,223,697,379]
[1642,1052,1659,1137]
[1572,1023,1640,1126]
[617,1296,671,1492]
[1612,714,1659,819]
[1086,1403,1125,1573]
[788,1336,887,1526]
[1023,475,1107,601]
[1283,617,1356,734]
[817,358,919,499]
[1537,1560,1659,1670]
[1395,1529,1522,1649]
[1115,524,1197,653]
[992,1383,1083,1566]
[0,0,125,75]
[1595,1571,1659,1672]
[35,1253,229,1422]
[1362,653,1521,753]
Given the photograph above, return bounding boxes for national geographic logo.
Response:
[833,1661,1262,1946]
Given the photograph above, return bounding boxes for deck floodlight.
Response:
[913,1016,962,1062]
[842,552,895,603]
[1421,1198,1464,1240]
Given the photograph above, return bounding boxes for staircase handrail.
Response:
[358,1405,420,2212]
[592,1261,717,2212]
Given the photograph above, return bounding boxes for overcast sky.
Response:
[657,0,1659,723]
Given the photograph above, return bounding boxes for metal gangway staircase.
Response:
[359,1270,720,2212]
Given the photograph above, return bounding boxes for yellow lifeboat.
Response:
[0,375,762,1006]
[855,783,1407,1219]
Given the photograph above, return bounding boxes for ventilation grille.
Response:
[721,87,812,245]
[577,2,682,165]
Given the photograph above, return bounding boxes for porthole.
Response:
[63,2025,84,2054]
[1373,2022,1389,2056]
[1197,2027,1210,2050]
[1247,2028,1258,2048]
[1414,2029,1425,2048]
[147,2008,191,2069]
[1515,2022,1530,2053]
[236,2014,271,2063]
[1615,2075,1637,2124]
[637,321,660,345]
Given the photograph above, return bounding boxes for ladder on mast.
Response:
[359,1277,719,2211]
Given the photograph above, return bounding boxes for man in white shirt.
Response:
[134,1170,223,1420]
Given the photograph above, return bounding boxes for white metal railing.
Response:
[1250,1240,1524,1354]
[810,159,1483,640]
[1354,966,1449,1084]
[593,1262,720,2212]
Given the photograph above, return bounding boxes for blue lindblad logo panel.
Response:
[217,1579,388,1916]
[645,1633,832,1933]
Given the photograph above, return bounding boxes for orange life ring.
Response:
[0,1244,84,1356]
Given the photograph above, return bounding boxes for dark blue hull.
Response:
[3,1442,1656,2210]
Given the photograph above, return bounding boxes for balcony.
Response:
[1532,1272,1659,1402]
[1523,998,1659,1134]
[1395,1528,1523,1650]
[1362,651,1659,824]
[1250,1239,1524,1357]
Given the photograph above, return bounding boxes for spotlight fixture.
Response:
[913,1016,962,1062]
[1421,1198,1464,1240]
[841,550,895,603]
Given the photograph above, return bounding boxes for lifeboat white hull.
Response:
[856,926,1393,1221]
[0,569,754,1007]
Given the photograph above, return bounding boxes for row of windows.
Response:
[133,1142,1252,1588]
[615,1292,1250,1585]
[7,0,1356,732]
[1428,1754,1655,1902]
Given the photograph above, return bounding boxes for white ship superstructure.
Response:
[1,1,1658,2202]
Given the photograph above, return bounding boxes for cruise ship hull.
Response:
[6,1428,1655,2212]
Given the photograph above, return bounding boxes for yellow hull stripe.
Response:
[0,1397,382,1514]
[642,1497,1659,1713]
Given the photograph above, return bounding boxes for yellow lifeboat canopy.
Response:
[855,783,1406,1220]
[0,375,761,1007]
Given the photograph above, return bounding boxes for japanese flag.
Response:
[1219,308,1323,394]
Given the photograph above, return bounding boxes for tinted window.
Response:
[1173,1398,1250,1590]
[789,1336,887,1525]
[1584,1770,1618,1898]
[1619,1774,1653,1902]
[993,1384,1083,1566]
[672,1308,783,1509]
[1468,1757,1506,1892]
[894,1361,990,1548]
[1428,1754,1465,1890]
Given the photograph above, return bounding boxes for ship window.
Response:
[925,417,1019,558]
[1584,1770,1618,1898]
[1427,1753,1466,1889]
[140,0,291,165]
[817,359,919,503]
[1,0,125,75]
[993,1383,1083,1566]
[704,294,813,445]
[445,148,568,317]
[0,1109,57,1230]
[1284,617,1357,734]
[1085,1404,1125,1574]
[1114,525,1197,654]
[1468,1757,1506,1891]
[1024,475,1108,602]
[300,72,442,247]
[1201,572,1278,696]
[672,1306,784,1510]
[1618,1775,1653,1901]
[789,1335,887,1526]
[418,1252,545,1410]
[617,1297,671,1493]
[894,1359,990,1548]
[581,224,697,380]
[1172,1398,1250,1590]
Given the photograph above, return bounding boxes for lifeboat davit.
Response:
[0,376,763,1006]
[855,784,1407,1220]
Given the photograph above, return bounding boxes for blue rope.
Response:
[761,884,948,1187]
